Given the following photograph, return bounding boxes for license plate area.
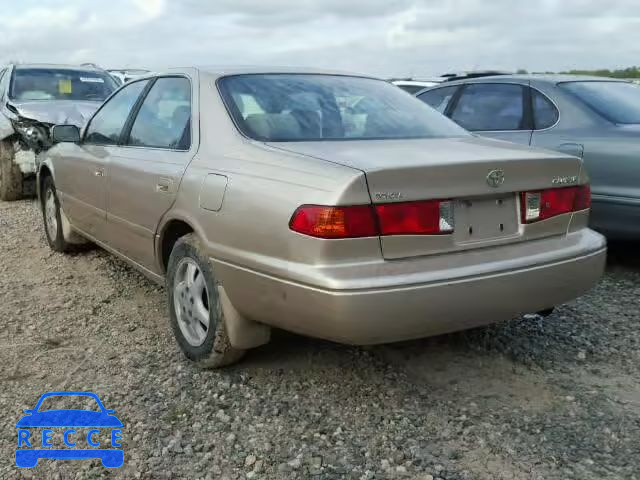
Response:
[454,194,519,244]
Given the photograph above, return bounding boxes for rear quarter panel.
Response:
[159,74,382,305]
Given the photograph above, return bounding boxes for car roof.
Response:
[392,79,443,86]
[159,65,377,80]
[429,73,630,87]
[12,63,107,72]
[108,68,150,74]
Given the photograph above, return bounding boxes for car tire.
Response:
[41,176,73,253]
[0,140,23,201]
[167,233,246,368]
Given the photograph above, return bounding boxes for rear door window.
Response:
[417,86,458,113]
[450,83,527,131]
[126,77,192,150]
[532,89,559,129]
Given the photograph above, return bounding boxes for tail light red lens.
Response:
[289,205,378,238]
[521,185,591,223]
[290,200,454,239]
[573,184,591,211]
[375,200,454,236]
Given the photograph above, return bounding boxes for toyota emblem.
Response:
[486,169,505,188]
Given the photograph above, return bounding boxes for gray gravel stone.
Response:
[0,200,639,480]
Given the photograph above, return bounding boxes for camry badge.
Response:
[486,169,505,188]
[375,192,404,201]
[552,175,579,185]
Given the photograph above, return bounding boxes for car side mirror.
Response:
[23,409,35,414]
[105,409,115,414]
[52,125,81,144]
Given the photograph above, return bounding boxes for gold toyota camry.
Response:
[37,67,606,367]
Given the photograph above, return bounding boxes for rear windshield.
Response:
[218,74,468,142]
[559,81,640,124]
[9,68,118,102]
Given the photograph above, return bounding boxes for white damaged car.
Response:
[0,64,119,200]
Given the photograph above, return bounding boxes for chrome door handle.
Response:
[94,169,105,177]
[156,183,169,192]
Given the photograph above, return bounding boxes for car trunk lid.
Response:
[269,136,585,259]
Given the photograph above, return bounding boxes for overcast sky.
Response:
[1,0,639,77]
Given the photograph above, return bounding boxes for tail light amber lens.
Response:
[520,185,591,223]
[289,205,378,238]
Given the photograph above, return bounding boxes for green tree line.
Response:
[563,67,640,78]
[517,67,640,78]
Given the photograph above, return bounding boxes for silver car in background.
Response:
[390,77,444,94]
[107,69,152,85]
[417,75,640,239]
[0,64,118,200]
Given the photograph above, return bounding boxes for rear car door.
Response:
[527,88,583,156]
[447,83,533,145]
[55,80,149,239]
[105,75,195,271]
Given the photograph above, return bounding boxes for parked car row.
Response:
[107,68,152,85]
[0,63,150,201]
[390,70,510,93]
[415,74,640,239]
[0,64,120,200]
[30,66,606,367]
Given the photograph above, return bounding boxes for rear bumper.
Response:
[214,229,606,345]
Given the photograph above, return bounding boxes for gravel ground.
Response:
[0,199,639,480]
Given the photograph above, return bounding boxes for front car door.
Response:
[105,75,196,271]
[446,82,533,145]
[55,80,150,239]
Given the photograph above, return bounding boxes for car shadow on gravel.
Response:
[606,239,640,271]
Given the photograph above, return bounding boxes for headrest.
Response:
[245,113,302,140]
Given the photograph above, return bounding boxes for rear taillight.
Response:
[290,200,454,239]
[289,205,378,238]
[574,184,591,210]
[520,185,591,223]
[375,200,454,236]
